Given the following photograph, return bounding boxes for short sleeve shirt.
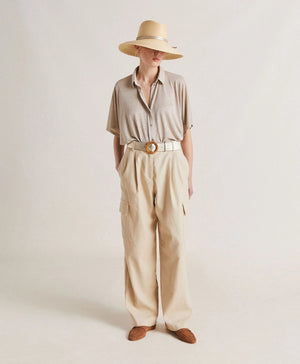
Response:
[106,65,194,145]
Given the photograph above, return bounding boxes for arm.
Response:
[113,136,125,171]
[180,128,193,199]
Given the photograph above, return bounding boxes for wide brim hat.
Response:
[118,20,183,60]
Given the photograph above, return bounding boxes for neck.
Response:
[136,64,159,85]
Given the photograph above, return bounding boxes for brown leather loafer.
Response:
[128,324,156,341]
[168,328,197,344]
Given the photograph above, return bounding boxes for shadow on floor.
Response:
[2,283,131,330]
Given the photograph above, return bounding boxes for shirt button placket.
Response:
[149,83,156,140]
[148,97,151,140]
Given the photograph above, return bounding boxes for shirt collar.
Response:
[132,65,165,87]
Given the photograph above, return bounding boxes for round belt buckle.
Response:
[145,141,158,154]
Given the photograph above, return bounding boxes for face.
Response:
[134,45,165,66]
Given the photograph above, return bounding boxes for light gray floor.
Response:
[1,249,299,364]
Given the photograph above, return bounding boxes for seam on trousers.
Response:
[133,151,138,192]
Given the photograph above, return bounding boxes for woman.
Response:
[106,20,196,344]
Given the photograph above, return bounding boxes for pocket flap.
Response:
[119,199,129,215]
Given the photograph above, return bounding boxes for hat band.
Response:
[136,35,168,43]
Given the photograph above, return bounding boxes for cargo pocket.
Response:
[119,199,129,215]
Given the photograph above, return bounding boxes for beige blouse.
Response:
[106,65,194,145]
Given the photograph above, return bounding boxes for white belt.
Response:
[127,140,181,154]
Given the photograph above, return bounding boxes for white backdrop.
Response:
[1,1,299,363]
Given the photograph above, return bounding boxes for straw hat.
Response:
[118,20,183,60]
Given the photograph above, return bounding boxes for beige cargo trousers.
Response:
[117,141,192,331]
